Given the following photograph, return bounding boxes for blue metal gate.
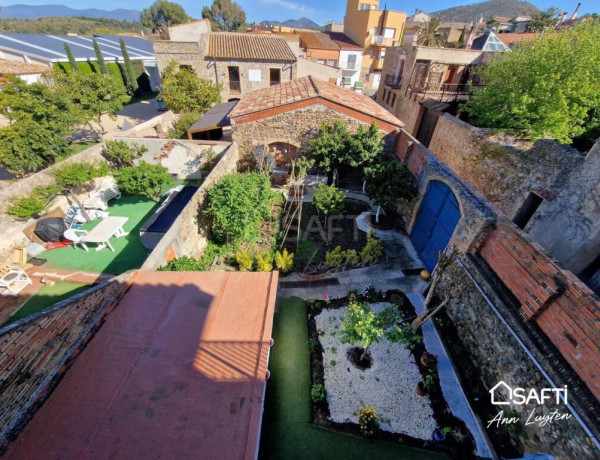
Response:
[410,181,461,272]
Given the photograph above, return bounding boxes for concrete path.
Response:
[407,292,496,459]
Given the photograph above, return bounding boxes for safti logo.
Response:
[487,381,572,429]
[489,380,568,406]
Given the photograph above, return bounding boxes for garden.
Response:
[305,287,475,458]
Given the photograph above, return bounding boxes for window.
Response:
[318,59,325,65]
[513,192,544,229]
[347,54,357,70]
[269,68,281,86]
[382,89,387,101]
[228,66,240,93]
[379,50,386,59]
[386,90,391,104]
[391,93,396,107]
[179,64,192,71]
[327,59,337,67]
[359,3,373,10]
[369,49,374,59]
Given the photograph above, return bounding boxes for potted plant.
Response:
[421,352,438,368]
[416,381,427,396]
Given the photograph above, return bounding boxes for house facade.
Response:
[342,0,407,91]
[154,20,298,101]
[328,33,364,89]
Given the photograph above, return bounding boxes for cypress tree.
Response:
[457,26,467,48]
[119,39,138,95]
[93,38,109,74]
[64,43,80,73]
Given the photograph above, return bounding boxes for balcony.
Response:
[384,74,402,88]
[371,35,394,46]
[410,81,485,101]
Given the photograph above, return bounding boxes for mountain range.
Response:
[260,17,321,29]
[0,4,141,22]
[431,0,540,22]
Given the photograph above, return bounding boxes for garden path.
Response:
[407,293,497,459]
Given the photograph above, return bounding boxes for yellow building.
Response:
[343,0,406,90]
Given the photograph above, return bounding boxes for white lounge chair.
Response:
[0,265,33,297]
[83,179,121,211]
[63,229,89,251]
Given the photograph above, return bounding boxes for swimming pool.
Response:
[140,185,199,249]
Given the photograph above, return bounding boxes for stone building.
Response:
[228,75,403,163]
[375,45,497,140]
[154,20,297,101]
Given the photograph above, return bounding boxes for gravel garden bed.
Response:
[315,302,437,439]
[307,289,476,458]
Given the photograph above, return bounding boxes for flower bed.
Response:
[315,302,437,439]
[307,289,476,458]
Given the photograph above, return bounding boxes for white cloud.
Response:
[261,0,315,14]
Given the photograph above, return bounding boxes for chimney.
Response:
[571,2,581,20]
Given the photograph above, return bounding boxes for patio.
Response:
[36,195,160,275]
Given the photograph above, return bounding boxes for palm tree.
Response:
[416,17,446,47]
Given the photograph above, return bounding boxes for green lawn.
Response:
[5,281,90,326]
[260,297,446,460]
[37,195,160,275]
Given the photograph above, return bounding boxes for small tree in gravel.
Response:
[340,297,400,361]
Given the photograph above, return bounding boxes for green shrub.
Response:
[274,249,294,273]
[295,239,318,270]
[204,172,272,244]
[310,383,327,403]
[357,405,381,437]
[325,246,346,268]
[255,251,273,272]
[360,231,383,265]
[116,161,174,200]
[7,196,46,220]
[53,161,110,189]
[325,246,360,269]
[166,112,201,139]
[158,256,204,271]
[235,251,254,271]
[102,140,147,168]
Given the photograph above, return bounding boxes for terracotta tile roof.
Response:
[207,32,296,61]
[496,33,543,46]
[326,32,363,50]
[0,59,49,76]
[230,76,404,130]
[298,31,340,50]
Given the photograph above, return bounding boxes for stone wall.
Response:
[141,142,240,270]
[437,257,599,460]
[154,39,297,101]
[0,271,134,451]
[427,114,585,221]
[231,104,397,159]
[117,110,179,139]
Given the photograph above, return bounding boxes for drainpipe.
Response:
[455,256,600,452]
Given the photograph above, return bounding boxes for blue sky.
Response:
[4,0,598,24]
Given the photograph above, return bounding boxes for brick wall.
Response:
[478,219,600,400]
[0,272,135,450]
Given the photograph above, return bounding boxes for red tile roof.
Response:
[326,32,363,50]
[4,271,278,460]
[298,31,340,50]
[207,32,297,61]
[230,76,404,131]
[0,59,49,76]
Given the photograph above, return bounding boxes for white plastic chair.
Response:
[64,229,89,251]
[0,265,33,297]
[83,179,121,211]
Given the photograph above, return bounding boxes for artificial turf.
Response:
[259,297,446,460]
[5,281,90,325]
[37,195,160,275]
